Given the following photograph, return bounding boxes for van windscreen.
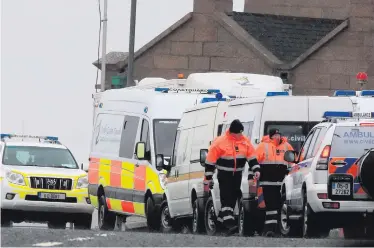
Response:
[153,119,180,158]
[330,126,374,157]
[264,121,310,153]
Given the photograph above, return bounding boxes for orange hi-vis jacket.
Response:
[256,135,294,167]
[205,130,260,180]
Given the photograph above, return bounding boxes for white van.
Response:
[157,100,228,233]
[88,86,226,231]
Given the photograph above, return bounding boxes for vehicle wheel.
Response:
[279,193,302,237]
[74,214,92,230]
[146,196,161,231]
[238,198,255,237]
[204,196,220,236]
[301,192,330,238]
[48,221,66,229]
[160,201,173,233]
[191,199,205,234]
[98,195,116,230]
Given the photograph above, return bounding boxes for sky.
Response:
[1,0,244,164]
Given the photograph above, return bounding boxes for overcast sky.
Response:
[1,0,244,164]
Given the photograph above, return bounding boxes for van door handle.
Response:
[331,160,347,166]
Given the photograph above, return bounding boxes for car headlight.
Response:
[77,175,88,189]
[6,171,25,186]
[158,173,167,190]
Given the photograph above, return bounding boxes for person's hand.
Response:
[204,179,214,189]
[254,171,260,179]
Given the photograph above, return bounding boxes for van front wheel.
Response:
[146,196,161,231]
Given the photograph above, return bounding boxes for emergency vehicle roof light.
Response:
[0,134,59,141]
[333,90,356,97]
[266,91,289,96]
[154,87,220,94]
[360,90,374,97]
[200,97,227,103]
[323,111,353,118]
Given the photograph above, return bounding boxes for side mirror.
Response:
[135,142,145,160]
[284,150,297,163]
[156,154,165,171]
[81,163,89,172]
[200,149,208,167]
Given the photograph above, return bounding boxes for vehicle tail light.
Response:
[360,123,374,126]
[317,193,328,199]
[316,145,331,170]
[323,202,340,209]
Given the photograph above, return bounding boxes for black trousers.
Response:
[217,170,242,229]
[262,185,282,233]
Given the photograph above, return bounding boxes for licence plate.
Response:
[38,192,66,200]
[331,182,350,195]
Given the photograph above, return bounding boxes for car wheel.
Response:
[191,199,204,234]
[204,196,219,236]
[98,195,116,230]
[279,193,302,237]
[74,214,92,230]
[160,201,173,233]
[238,198,255,237]
[146,196,161,231]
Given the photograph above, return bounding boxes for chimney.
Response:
[193,0,233,14]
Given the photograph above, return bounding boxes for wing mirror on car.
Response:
[200,149,208,167]
[81,163,89,172]
[135,142,146,160]
[284,150,297,163]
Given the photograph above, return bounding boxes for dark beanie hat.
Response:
[229,119,244,134]
[269,128,280,138]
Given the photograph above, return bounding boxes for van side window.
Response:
[172,130,181,166]
[140,119,151,162]
[119,116,140,159]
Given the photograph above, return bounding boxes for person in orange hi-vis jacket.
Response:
[255,128,294,237]
[204,119,260,236]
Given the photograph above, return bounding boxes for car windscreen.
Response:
[2,146,78,169]
[153,119,180,158]
[264,122,310,153]
[330,126,374,157]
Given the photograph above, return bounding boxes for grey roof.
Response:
[227,12,345,63]
[93,51,128,68]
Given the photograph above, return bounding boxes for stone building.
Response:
[94,0,373,95]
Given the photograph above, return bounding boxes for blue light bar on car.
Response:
[154,87,220,94]
[266,91,289,97]
[0,134,59,141]
[200,97,227,103]
[360,90,374,97]
[333,90,356,97]
[323,111,374,119]
[1,133,11,139]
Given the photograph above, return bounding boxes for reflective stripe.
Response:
[220,155,247,160]
[223,215,234,220]
[205,161,216,166]
[221,207,233,212]
[205,172,214,176]
[251,164,260,171]
[248,171,253,175]
[265,220,278,224]
[260,161,289,166]
[247,156,257,161]
[217,217,223,223]
[259,181,283,186]
[265,143,269,161]
[266,210,278,215]
[216,165,244,172]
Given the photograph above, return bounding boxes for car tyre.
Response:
[146,196,161,231]
[204,196,220,236]
[98,195,116,230]
[160,201,173,233]
[279,193,302,237]
[191,198,205,234]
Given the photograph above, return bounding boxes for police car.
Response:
[0,134,94,229]
[279,111,374,239]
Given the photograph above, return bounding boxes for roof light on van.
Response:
[266,91,289,96]
[154,87,220,94]
[360,90,374,97]
[0,134,59,141]
[333,90,356,97]
[323,111,374,119]
[200,97,227,103]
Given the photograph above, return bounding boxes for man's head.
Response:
[229,119,244,139]
[269,128,281,144]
